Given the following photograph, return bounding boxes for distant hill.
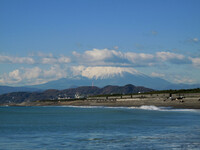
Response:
[164,83,200,90]
[0,86,41,95]
[0,84,154,104]
[28,73,200,90]
[1,72,199,95]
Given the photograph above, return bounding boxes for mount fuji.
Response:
[1,72,199,95]
[29,72,175,90]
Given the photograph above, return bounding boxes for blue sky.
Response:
[0,0,200,86]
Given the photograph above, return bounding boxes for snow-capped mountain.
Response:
[29,72,172,90]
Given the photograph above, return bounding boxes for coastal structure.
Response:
[75,93,85,99]
[83,92,200,109]
[87,93,200,100]
[1,89,200,109]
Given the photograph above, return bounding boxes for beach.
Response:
[9,95,200,109]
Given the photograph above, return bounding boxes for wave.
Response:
[57,105,105,109]
[62,105,200,112]
[136,105,162,111]
[129,105,200,112]
[18,105,200,112]
[0,105,9,107]
[169,108,200,112]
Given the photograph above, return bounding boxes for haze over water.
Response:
[0,106,200,149]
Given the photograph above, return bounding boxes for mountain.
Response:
[164,83,200,90]
[29,72,200,90]
[0,84,154,104]
[0,86,41,95]
[99,84,153,95]
[30,73,172,90]
[1,72,199,93]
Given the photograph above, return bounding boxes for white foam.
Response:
[60,105,105,109]
[170,108,200,112]
[0,105,9,107]
[129,105,200,112]
[41,105,200,112]
[138,105,162,111]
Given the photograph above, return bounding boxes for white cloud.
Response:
[1,48,198,86]
[41,56,71,64]
[156,52,185,61]
[23,67,42,80]
[37,52,53,57]
[0,66,68,85]
[0,54,70,65]
[0,65,140,85]
[43,65,68,79]
[83,49,112,61]
[41,57,57,64]
[58,56,71,63]
[73,49,188,67]
[124,52,154,66]
[71,65,85,77]
[72,51,81,57]
[192,38,199,43]
[0,55,35,64]
[173,77,195,84]
[189,57,200,67]
[186,38,199,44]
[73,48,123,63]
[151,72,165,78]
[9,69,22,82]
[0,69,22,84]
[151,30,157,35]
[0,49,189,67]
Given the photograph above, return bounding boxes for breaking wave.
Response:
[137,105,162,111]
[130,105,200,112]
[56,105,200,112]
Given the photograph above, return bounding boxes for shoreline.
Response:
[3,97,200,109]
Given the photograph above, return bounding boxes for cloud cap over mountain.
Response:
[0,48,199,86]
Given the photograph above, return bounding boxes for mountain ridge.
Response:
[0,84,154,104]
[1,72,199,94]
[28,72,200,90]
[0,86,41,95]
[29,72,171,90]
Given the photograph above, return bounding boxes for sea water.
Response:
[0,106,200,150]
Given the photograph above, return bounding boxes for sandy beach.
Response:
[8,96,200,109]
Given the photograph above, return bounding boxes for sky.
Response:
[0,0,200,86]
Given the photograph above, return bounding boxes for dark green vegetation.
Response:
[89,88,200,97]
[36,98,86,103]
[0,84,153,104]
[1,84,199,105]
[142,88,200,95]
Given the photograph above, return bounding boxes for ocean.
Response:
[0,106,200,150]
